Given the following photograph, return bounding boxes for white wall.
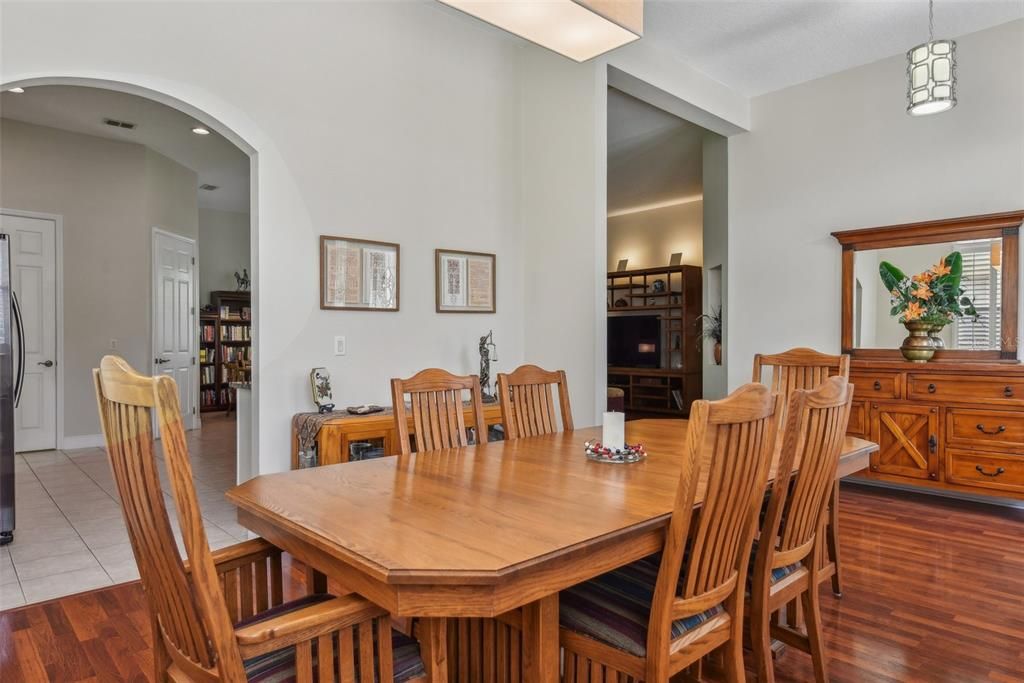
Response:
[1,1,529,472]
[199,208,250,304]
[0,118,197,438]
[702,133,729,399]
[729,19,1024,389]
[607,200,703,271]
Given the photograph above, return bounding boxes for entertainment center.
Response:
[607,264,702,417]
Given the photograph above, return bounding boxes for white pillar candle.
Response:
[603,411,625,450]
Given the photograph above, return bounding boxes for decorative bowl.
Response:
[584,440,647,464]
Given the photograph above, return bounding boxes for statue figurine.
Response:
[234,268,250,292]
[479,330,498,402]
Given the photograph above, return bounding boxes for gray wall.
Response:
[199,208,250,305]
[0,119,197,438]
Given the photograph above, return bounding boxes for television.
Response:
[608,315,661,368]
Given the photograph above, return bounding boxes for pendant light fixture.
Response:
[906,0,957,116]
[438,0,643,63]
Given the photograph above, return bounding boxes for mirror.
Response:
[853,237,1002,350]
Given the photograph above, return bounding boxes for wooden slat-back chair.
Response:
[749,376,854,683]
[390,368,487,456]
[94,356,424,683]
[496,364,573,440]
[752,347,850,597]
[559,383,783,682]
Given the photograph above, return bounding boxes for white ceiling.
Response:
[0,85,249,213]
[607,87,705,214]
[643,0,1024,97]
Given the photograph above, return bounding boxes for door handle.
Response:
[11,291,25,407]
[928,434,937,453]
[155,358,171,365]
[37,360,54,368]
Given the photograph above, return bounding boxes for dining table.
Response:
[227,418,878,683]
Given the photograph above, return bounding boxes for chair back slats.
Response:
[765,377,854,564]
[497,365,573,440]
[752,347,850,398]
[646,383,782,655]
[391,368,487,456]
[94,356,245,681]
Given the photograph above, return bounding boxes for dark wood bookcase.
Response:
[607,265,702,417]
[199,291,251,412]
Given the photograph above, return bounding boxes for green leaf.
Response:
[879,261,905,293]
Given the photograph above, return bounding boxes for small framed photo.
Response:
[435,249,496,314]
[320,236,400,311]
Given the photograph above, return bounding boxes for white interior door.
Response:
[153,229,197,431]
[1,213,57,452]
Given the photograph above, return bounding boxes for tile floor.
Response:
[0,413,243,608]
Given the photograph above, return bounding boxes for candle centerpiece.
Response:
[585,411,646,464]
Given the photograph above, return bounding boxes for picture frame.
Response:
[435,248,496,314]
[320,235,400,311]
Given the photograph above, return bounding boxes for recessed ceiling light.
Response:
[191,126,211,135]
[8,87,25,94]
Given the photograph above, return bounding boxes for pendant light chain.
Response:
[928,0,934,43]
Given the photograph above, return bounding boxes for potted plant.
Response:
[879,253,977,363]
[697,307,723,365]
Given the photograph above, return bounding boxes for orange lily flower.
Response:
[903,301,926,321]
[912,283,933,300]
[931,258,951,277]
[912,271,934,284]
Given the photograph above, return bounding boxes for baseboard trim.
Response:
[61,434,106,450]
[845,477,1024,510]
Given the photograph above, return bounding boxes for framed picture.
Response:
[320,235,400,311]
[435,249,496,314]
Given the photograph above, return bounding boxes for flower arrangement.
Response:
[879,252,977,326]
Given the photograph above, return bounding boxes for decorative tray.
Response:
[584,440,647,464]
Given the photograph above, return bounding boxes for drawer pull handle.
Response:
[1005,386,1014,398]
[873,381,882,391]
[975,465,1006,478]
[928,383,937,394]
[928,434,937,454]
[976,424,1006,435]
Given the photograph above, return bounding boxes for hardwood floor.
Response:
[2,483,1022,681]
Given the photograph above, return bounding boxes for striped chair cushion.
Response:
[747,542,802,588]
[240,593,425,682]
[560,554,724,658]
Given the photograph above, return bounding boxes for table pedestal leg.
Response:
[521,594,559,683]
[422,617,449,682]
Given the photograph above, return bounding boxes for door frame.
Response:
[151,227,199,431]
[0,208,64,450]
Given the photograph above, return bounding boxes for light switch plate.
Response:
[334,336,346,356]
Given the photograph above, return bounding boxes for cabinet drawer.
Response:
[847,401,867,438]
[907,374,1024,406]
[947,408,1024,451]
[850,371,901,400]
[946,449,1024,494]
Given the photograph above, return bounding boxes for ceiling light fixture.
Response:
[906,0,956,116]
[191,126,211,135]
[438,0,642,62]
[7,87,25,94]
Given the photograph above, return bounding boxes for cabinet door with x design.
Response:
[870,402,940,480]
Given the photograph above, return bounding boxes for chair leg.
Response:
[826,480,843,597]
[749,595,775,683]
[801,582,829,683]
[722,634,746,683]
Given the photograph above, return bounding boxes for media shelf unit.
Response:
[607,265,702,418]
[199,291,252,413]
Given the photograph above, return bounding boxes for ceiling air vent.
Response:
[199,184,219,191]
[103,118,136,130]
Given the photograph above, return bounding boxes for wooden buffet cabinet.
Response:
[834,210,1024,501]
[847,359,1024,498]
[291,402,504,469]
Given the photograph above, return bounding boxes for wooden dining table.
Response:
[227,418,877,683]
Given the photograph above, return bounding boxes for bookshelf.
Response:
[607,265,702,417]
[199,291,251,413]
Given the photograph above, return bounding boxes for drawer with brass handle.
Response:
[850,371,901,400]
[946,449,1024,494]
[908,374,1024,407]
[946,408,1024,450]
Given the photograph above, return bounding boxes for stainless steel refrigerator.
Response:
[0,233,22,545]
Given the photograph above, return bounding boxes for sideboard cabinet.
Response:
[848,360,1024,498]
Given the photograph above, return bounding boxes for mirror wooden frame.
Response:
[832,210,1023,361]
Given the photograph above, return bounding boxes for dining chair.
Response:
[752,347,850,597]
[496,364,573,439]
[559,383,784,682]
[390,368,487,456]
[94,355,425,682]
[749,375,854,683]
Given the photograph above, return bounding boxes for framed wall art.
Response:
[435,249,496,314]
[320,235,400,311]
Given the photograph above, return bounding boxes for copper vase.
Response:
[900,321,936,363]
